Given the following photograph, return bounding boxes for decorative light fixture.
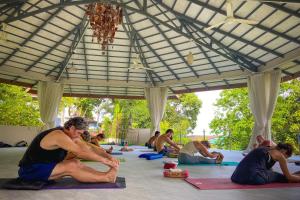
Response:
[186,39,194,65]
[85,3,122,54]
[186,51,194,65]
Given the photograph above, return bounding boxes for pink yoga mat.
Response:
[185,178,300,190]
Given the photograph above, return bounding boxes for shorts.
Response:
[158,146,168,156]
[18,163,57,181]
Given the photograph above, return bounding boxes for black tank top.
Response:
[231,147,276,183]
[19,127,67,166]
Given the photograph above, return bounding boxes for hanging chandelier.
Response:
[85,3,122,54]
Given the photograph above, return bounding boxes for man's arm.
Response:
[52,132,118,168]
[86,142,113,160]
[194,141,217,158]
[276,152,300,182]
[165,137,180,151]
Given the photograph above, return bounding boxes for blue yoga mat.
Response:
[178,161,239,166]
[139,153,163,160]
[139,153,158,158]
[111,152,123,155]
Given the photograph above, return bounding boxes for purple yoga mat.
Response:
[0,177,125,190]
[46,177,125,189]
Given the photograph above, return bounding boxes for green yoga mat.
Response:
[178,161,239,166]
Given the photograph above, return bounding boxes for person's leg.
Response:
[266,171,287,183]
[178,153,192,164]
[49,159,118,183]
[178,153,216,164]
[247,173,268,185]
[248,171,286,185]
[294,171,300,175]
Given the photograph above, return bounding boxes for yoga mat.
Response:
[139,153,158,158]
[0,177,126,190]
[111,152,123,155]
[178,161,239,166]
[185,178,300,190]
[139,150,155,152]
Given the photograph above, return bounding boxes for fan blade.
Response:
[226,0,233,17]
[204,21,226,31]
[231,18,258,25]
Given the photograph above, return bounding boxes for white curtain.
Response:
[38,81,64,129]
[144,87,168,136]
[246,69,281,151]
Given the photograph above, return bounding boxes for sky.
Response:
[192,90,222,136]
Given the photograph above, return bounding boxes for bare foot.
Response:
[106,168,118,183]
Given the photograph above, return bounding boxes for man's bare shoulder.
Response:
[40,129,69,149]
[44,129,68,140]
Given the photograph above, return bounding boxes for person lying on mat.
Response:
[231,143,300,185]
[64,131,115,161]
[145,131,160,149]
[90,133,113,154]
[18,117,119,183]
[178,140,224,164]
[155,129,180,155]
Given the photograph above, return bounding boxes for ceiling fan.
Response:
[128,55,154,71]
[204,0,258,31]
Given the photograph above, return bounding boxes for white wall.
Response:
[0,125,41,145]
[126,128,151,145]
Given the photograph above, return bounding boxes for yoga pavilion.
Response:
[0,0,299,199]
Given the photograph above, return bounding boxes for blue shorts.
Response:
[158,146,169,156]
[18,163,57,181]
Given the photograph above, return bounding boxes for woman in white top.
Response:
[178,141,223,164]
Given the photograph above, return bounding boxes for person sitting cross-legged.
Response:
[18,117,119,183]
[178,140,223,164]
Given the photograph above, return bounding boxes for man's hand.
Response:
[110,157,119,163]
[212,152,224,159]
[104,158,119,168]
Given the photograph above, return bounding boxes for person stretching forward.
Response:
[18,117,119,183]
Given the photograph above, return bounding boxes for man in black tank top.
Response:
[18,117,119,183]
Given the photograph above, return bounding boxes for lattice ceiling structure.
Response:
[0,0,299,99]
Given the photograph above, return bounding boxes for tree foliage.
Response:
[161,93,202,143]
[210,79,300,153]
[102,94,202,144]
[0,83,42,126]
[1,83,202,145]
